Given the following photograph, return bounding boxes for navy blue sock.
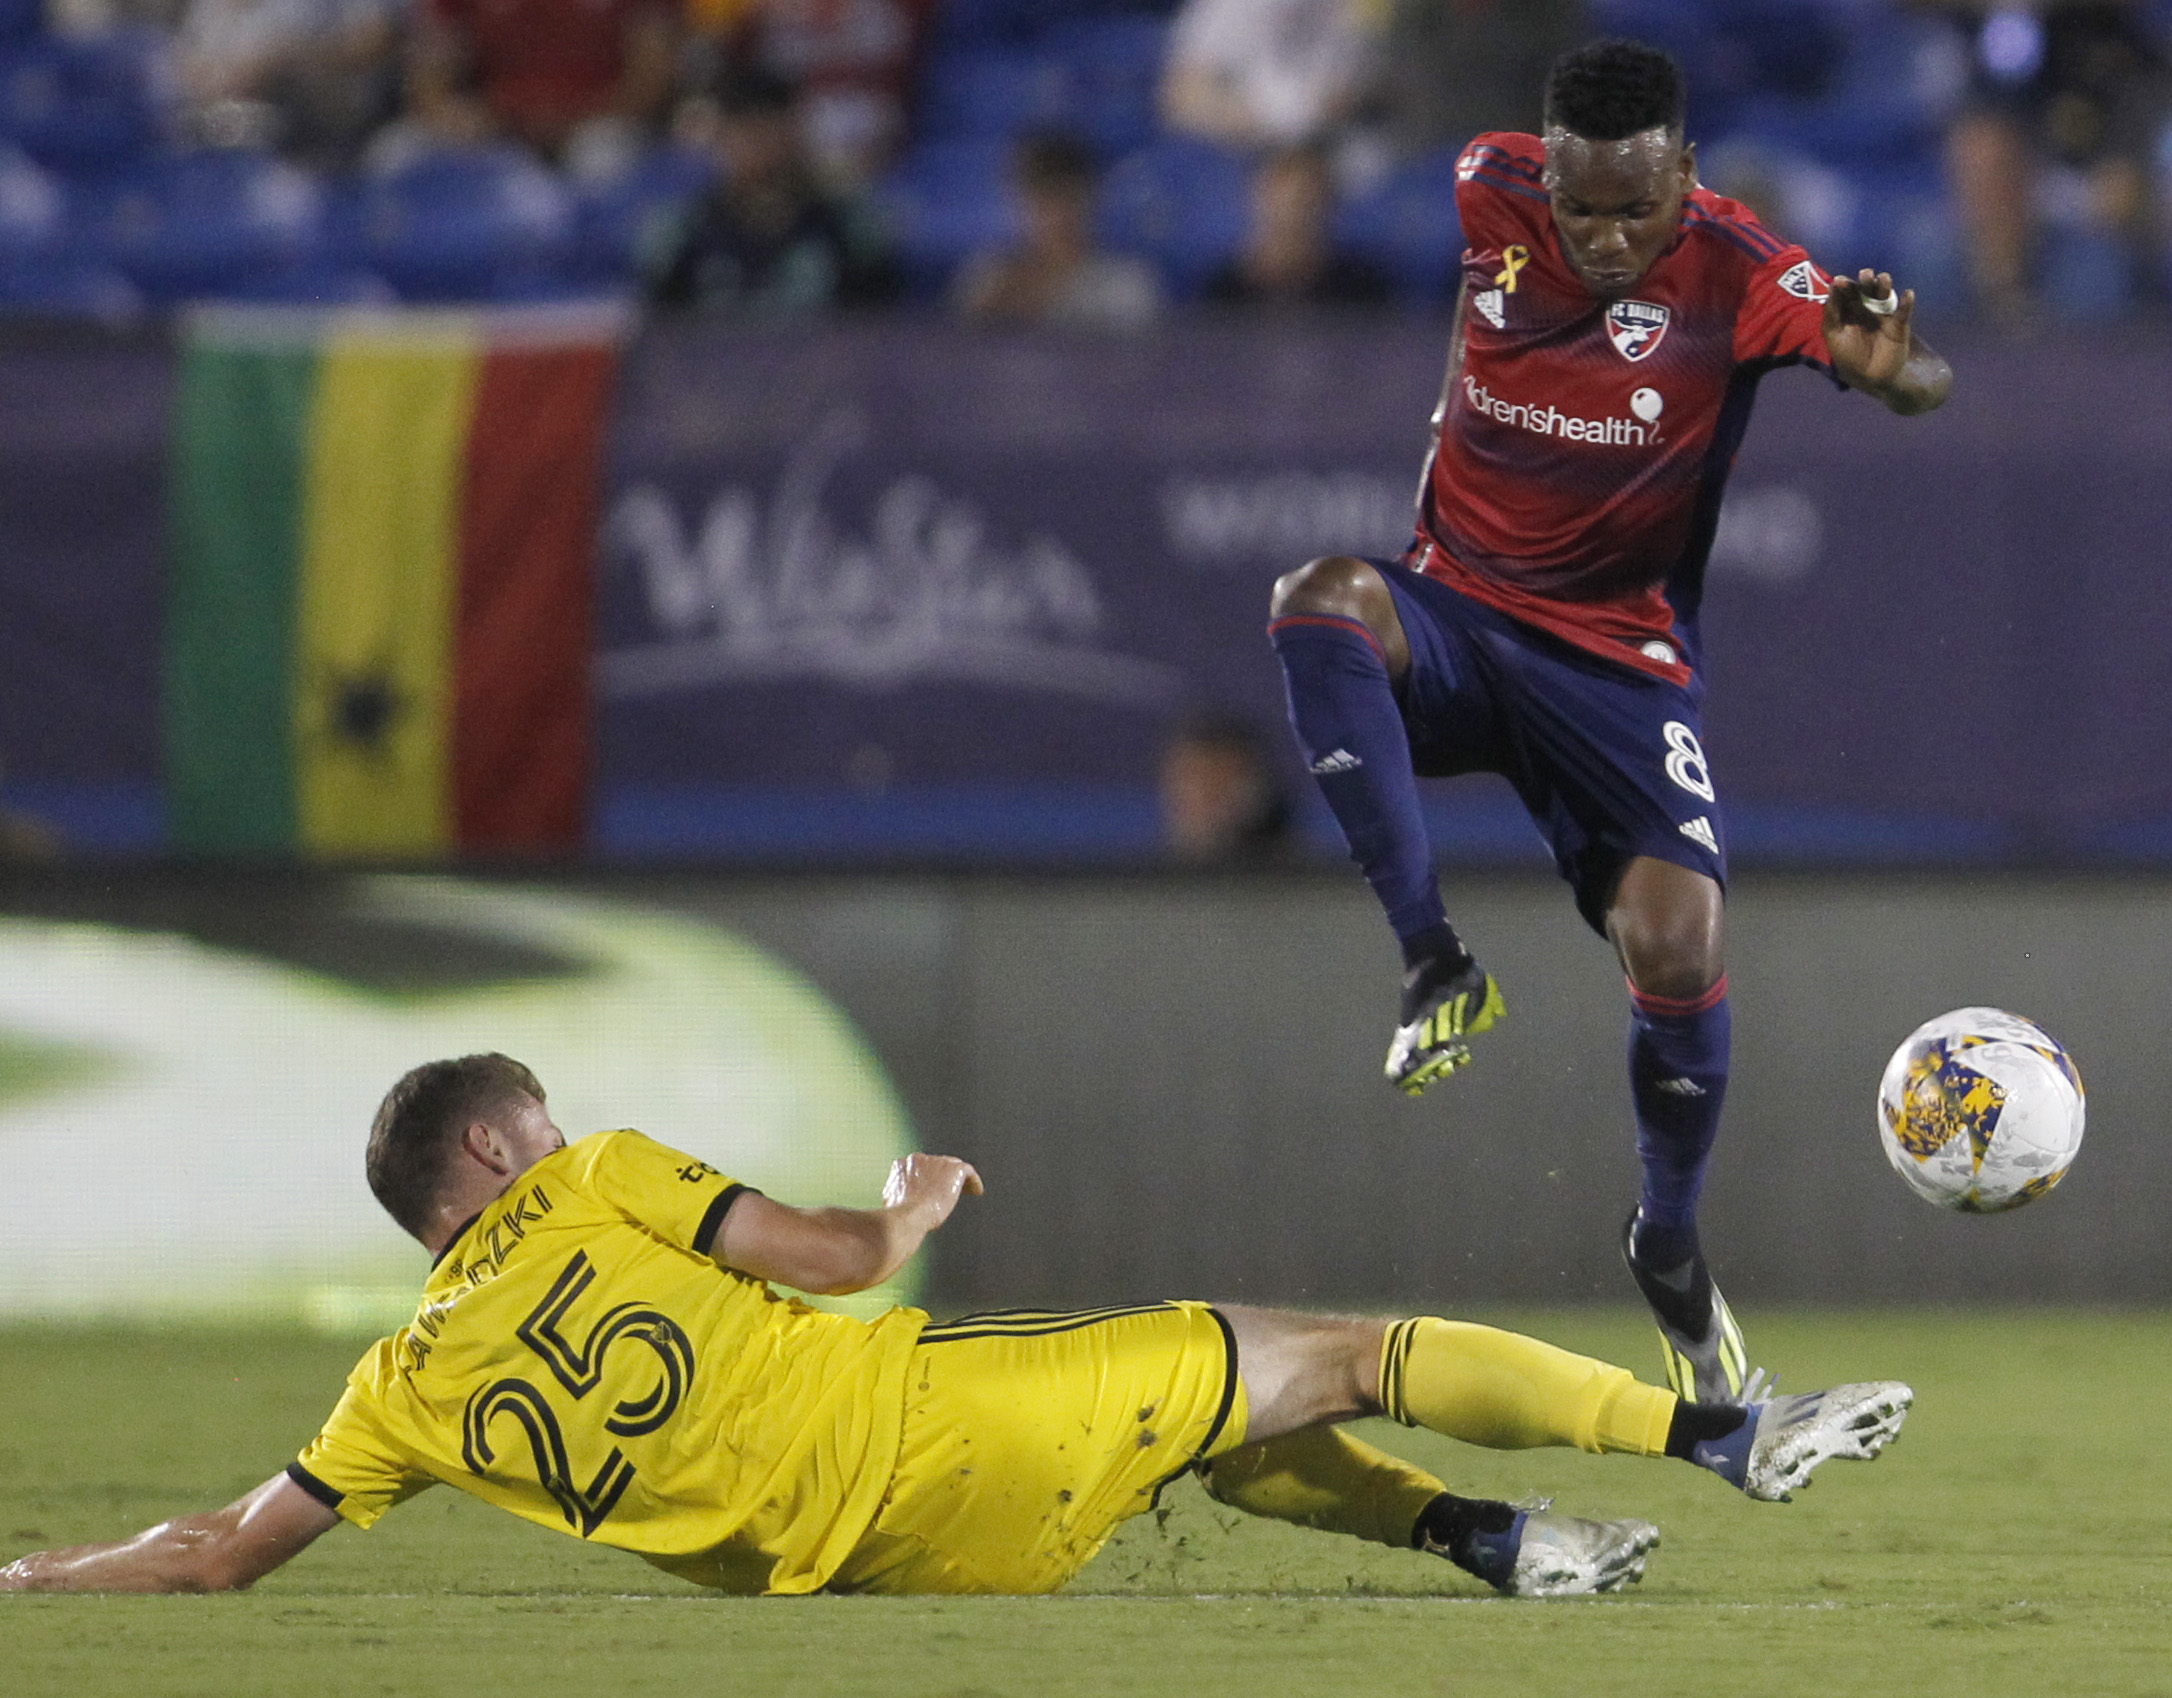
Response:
[1270,613,1453,953]
[1626,977,1731,1235]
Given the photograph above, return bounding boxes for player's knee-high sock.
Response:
[1624,979,1731,1300]
[1378,1318,1676,1457]
[1201,1427,1446,1548]
[1268,615,1465,970]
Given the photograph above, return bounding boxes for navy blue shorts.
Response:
[1375,560,1726,935]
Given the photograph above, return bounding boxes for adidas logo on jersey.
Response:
[1311,748,1363,774]
[1679,816,1719,853]
[1472,288,1506,329]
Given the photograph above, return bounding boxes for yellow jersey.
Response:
[290,1130,926,1594]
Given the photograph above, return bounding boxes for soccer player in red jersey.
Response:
[1267,40,1951,1403]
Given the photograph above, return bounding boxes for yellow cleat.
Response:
[1385,967,1506,1095]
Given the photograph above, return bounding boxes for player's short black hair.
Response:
[1543,39,1687,142]
[367,1053,545,1239]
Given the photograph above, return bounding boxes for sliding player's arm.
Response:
[0,1472,337,1594]
[1822,268,1951,416]
[709,1154,983,1296]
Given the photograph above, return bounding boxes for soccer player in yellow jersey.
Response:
[2,1054,1913,1600]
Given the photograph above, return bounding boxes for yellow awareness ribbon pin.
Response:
[1493,244,1530,293]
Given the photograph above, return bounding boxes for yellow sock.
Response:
[1378,1317,1677,1457]
[1201,1426,1446,1549]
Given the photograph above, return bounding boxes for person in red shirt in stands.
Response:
[409,0,681,165]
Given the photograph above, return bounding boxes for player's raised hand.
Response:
[1821,268,1951,415]
[882,1152,984,1228]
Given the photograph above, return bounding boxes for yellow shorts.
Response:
[826,1301,1248,1595]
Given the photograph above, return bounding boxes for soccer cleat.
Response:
[1691,1382,1914,1503]
[1385,958,1505,1095]
[1652,1283,1753,1405]
[1430,1502,1661,1598]
[1621,1214,1757,1404]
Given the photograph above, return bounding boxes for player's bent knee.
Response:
[1270,555,1385,621]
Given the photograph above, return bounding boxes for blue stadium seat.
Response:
[0,0,41,47]
[1726,10,1955,168]
[874,138,1016,297]
[1042,16,1170,159]
[1335,146,1464,306]
[568,143,715,286]
[212,264,395,306]
[0,141,61,262]
[0,253,140,318]
[350,145,575,302]
[1097,137,1248,297]
[82,148,324,302]
[0,31,169,173]
[930,0,1079,50]
[916,44,1070,143]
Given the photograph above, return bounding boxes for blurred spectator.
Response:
[1160,0,1381,153]
[1160,713,1293,863]
[644,69,896,312]
[1374,0,1584,156]
[404,0,679,169]
[688,0,936,186]
[1924,1,2168,322]
[1202,141,1391,307]
[176,0,404,164]
[952,130,1162,330]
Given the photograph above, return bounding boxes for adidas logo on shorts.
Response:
[1311,748,1363,774]
[1679,816,1719,854]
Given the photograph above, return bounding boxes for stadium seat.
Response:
[1097,137,1248,297]
[349,145,575,303]
[0,252,140,319]
[929,0,1079,50]
[0,0,40,47]
[567,143,715,286]
[874,138,1017,298]
[81,148,324,303]
[0,31,170,173]
[1335,146,1465,306]
[0,141,60,263]
[916,44,1070,143]
[1041,16,1170,159]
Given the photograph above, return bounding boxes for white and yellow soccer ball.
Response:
[1876,1007,2085,1213]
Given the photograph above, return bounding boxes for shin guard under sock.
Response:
[1627,977,1731,1236]
[1200,1426,1446,1549]
[1269,614,1451,949]
[1378,1317,1677,1457]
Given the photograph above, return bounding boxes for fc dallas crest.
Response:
[1605,299,1670,362]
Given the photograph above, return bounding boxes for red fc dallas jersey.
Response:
[1414,131,1839,683]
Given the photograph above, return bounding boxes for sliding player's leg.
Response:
[1218,1305,1911,1505]
[1268,558,1503,1093]
[1200,1425,1658,1597]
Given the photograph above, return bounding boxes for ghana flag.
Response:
[167,304,624,857]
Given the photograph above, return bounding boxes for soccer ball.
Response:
[1876,1008,2085,1213]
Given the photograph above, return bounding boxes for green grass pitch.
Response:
[8,1310,2172,1698]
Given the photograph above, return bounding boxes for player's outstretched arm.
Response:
[0,1472,338,1594]
[712,1154,983,1296]
[1821,268,1952,416]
